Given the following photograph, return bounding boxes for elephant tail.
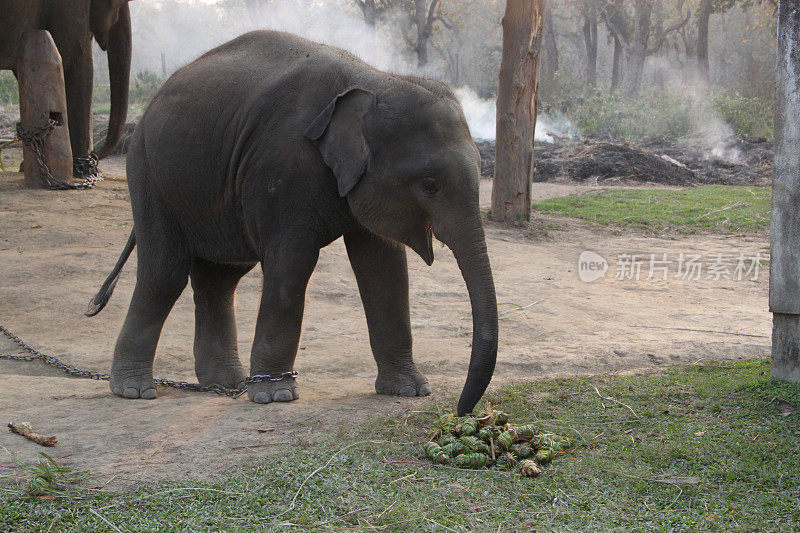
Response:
[86,231,136,317]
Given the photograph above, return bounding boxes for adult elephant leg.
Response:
[248,240,319,404]
[190,259,253,389]
[63,45,94,162]
[344,229,431,397]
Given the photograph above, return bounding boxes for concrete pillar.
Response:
[770,1,800,382]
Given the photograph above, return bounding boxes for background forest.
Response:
[0,0,778,143]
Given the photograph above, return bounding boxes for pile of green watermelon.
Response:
[424,407,573,477]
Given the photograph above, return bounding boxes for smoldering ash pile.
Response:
[424,407,573,477]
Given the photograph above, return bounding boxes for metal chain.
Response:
[15,120,100,190]
[73,154,100,181]
[0,325,297,398]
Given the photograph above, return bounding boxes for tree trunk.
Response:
[611,36,623,90]
[18,30,73,188]
[696,0,712,84]
[610,0,626,91]
[542,1,559,79]
[363,0,376,27]
[770,0,800,382]
[415,0,430,67]
[491,0,544,224]
[626,0,654,96]
[582,5,598,87]
[362,0,377,59]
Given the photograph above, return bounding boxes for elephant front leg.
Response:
[63,47,94,160]
[248,243,319,404]
[344,229,431,398]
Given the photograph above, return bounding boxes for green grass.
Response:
[532,185,771,234]
[711,93,774,139]
[541,84,774,140]
[1,360,798,531]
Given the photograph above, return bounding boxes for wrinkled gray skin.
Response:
[0,0,132,161]
[90,31,498,416]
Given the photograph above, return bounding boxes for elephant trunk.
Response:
[439,215,499,416]
[93,4,131,159]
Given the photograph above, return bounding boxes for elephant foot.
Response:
[247,376,299,404]
[109,364,156,399]
[375,364,431,397]
[196,358,247,390]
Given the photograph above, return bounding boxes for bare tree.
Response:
[695,0,713,82]
[355,0,378,53]
[770,0,800,383]
[355,0,378,27]
[491,0,545,223]
[605,0,628,90]
[694,0,741,83]
[603,0,689,95]
[542,0,559,79]
[581,0,598,87]
[413,0,451,67]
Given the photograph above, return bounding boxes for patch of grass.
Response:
[532,185,771,234]
[711,92,774,139]
[2,449,89,498]
[544,87,695,140]
[0,71,18,106]
[1,360,797,531]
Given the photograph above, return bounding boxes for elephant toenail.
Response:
[398,385,416,397]
[292,387,300,400]
[122,387,139,399]
[273,389,293,402]
[141,388,157,399]
[418,383,432,396]
[253,392,273,403]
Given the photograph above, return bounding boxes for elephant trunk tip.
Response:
[448,222,499,417]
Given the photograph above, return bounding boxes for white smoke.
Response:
[129,2,574,143]
[649,57,742,164]
[129,0,415,78]
[453,87,578,143]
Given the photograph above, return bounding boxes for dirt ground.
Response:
[0,147,770,488]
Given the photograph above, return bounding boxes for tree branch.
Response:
[646,9,691,56]
[599,3,633,54]
[354,0,366,16]
[423,0,442,38]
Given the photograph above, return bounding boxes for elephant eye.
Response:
[420,178,439,197]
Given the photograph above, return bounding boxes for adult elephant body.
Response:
[90,31,498,416]
[0,0,132,171]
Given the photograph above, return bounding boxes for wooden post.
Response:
[770,0,800,382]
[491,0,544,223]
[17,30,73,188]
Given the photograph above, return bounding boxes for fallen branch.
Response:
[8,422,57,447]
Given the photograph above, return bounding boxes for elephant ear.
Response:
[304,88,377,197]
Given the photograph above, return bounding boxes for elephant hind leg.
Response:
[190,259,254,389]
[110,191,190,399]
[110,253,189,399]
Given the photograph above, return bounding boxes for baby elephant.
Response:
[88,31,498,416]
